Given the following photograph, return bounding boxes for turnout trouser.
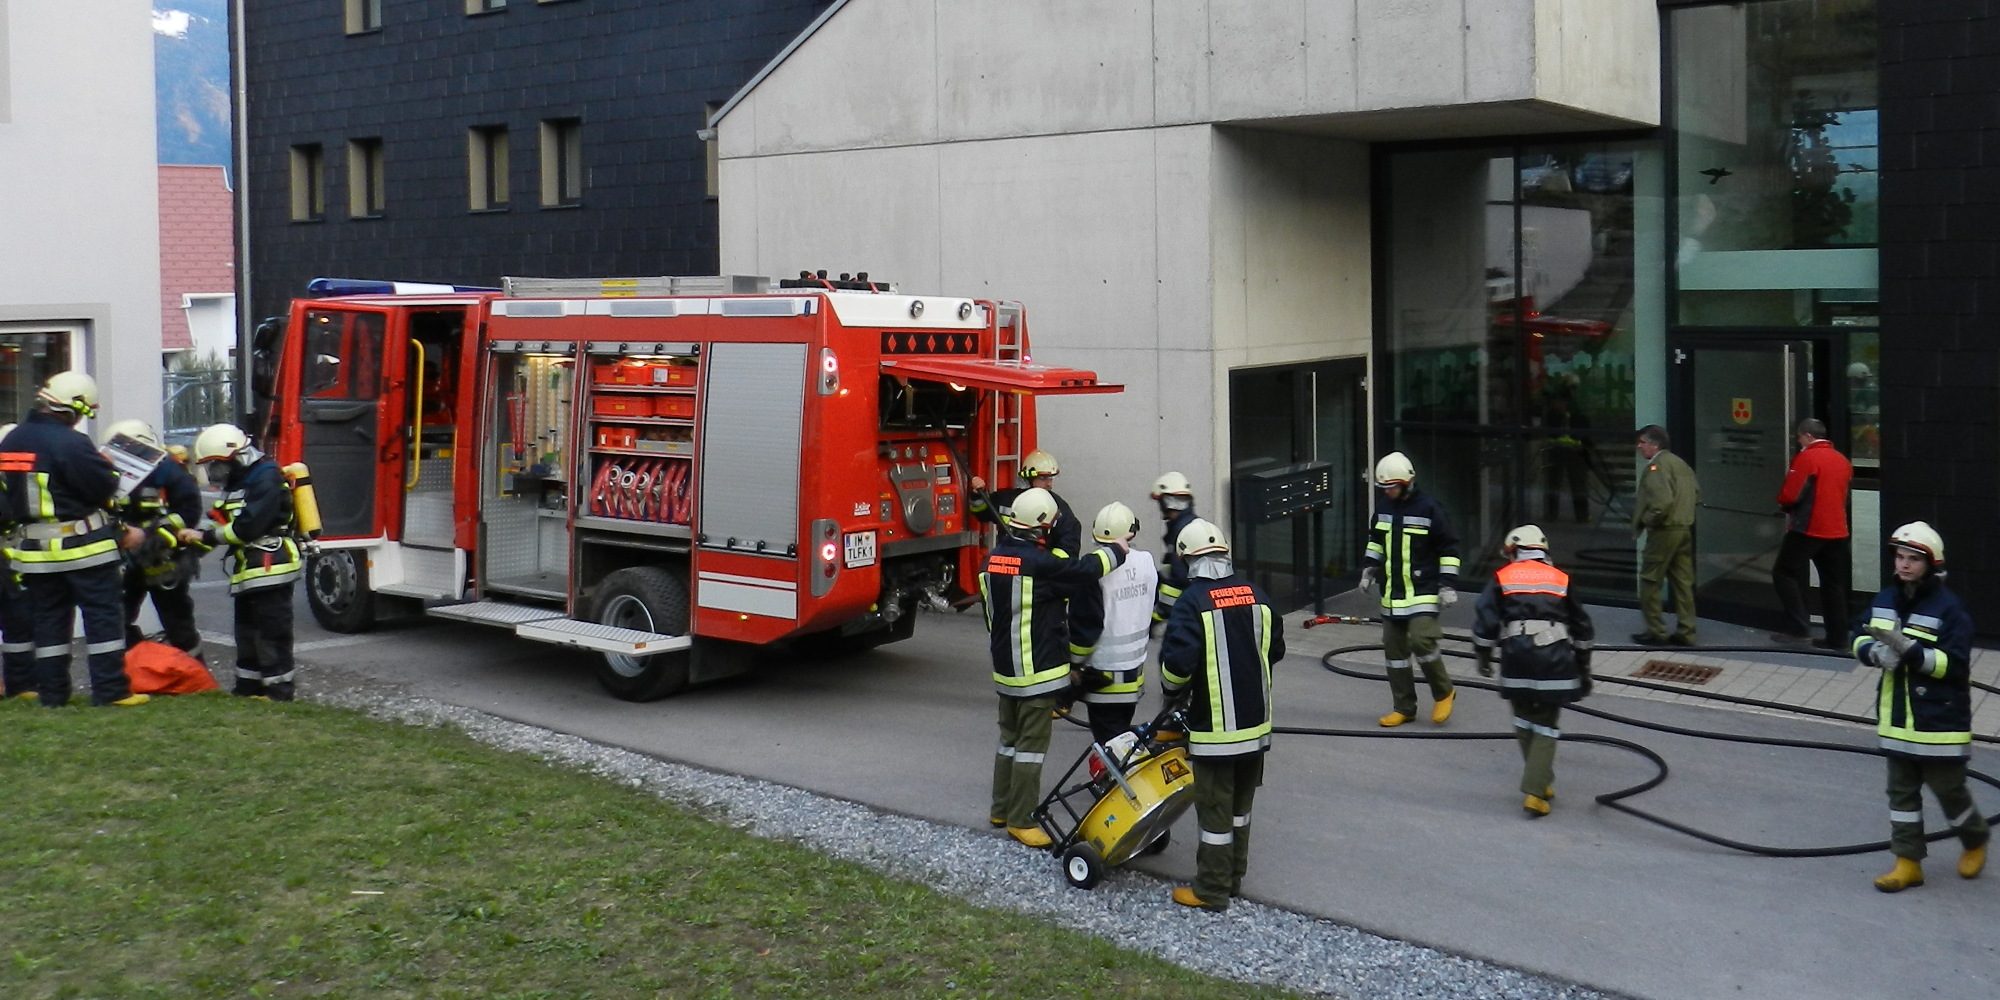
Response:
[28,563,130,706]
[1887,756,1990,861]
[1085,701,1137,748]
[1191,751,1265,907]
[1638,526,1697,640]
[991,694,1056,828]
[1511,700,1563,796]
[0,571,36,696]
[233,583,297,701]
[1772,532,1851,641]
[124,570,203,654]
[1382,615,1453,717]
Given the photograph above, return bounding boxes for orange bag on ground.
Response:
[125,639,220,695]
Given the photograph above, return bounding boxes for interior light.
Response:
[947,382,967,392]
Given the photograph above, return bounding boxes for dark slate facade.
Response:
[237,0,831,324]
[1878,0,2000,627]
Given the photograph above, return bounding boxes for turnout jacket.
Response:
[1362,487,1460,617]
[969,486,1082,558]
[1160,574,1285,756]
[980,535,1124,698]
[0,410,122,572]
[117,458,205,586]
[1853,575,1974,759]
[1154,506,1198,621]
[204,457,302,594]
[1471,554,1596,705]
[1776,439,1851,539]
[1077,549,1157,705]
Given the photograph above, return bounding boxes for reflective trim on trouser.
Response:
[0,575,34,696]
[1512,700,1562,796]
[1191,752,1264,905]
[991,694,1056,828]
[1382,616,1451,717]
[1638,527,1697,640]
[1886,756,1991,861]
[27,563,130,706]
[233,584,296,697]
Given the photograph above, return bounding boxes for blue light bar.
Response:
[306,277,500,297]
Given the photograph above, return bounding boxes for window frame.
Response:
[539,117,584,208]
[468,125,511,211]
[344,0,382,34]
[347,137,386,219]
[289,143,325,222]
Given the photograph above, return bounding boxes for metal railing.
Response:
[164,368,235,444]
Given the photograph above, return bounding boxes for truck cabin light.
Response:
[817,348,840,395]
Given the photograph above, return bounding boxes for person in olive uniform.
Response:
[1631,425,1699,645]
[1471,525,1595,817]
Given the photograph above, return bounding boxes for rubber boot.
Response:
[1960,844,1987,880]
[1172,886,1226,911]
[1377,711,1413,727]
[109,693,151,707]
[1431,690,1456,724]
[13,691,37,701]
[1874,857,1925,893]
[1523,794,1551,818]
[1007,826,1051,849]
[988,816,1006,828]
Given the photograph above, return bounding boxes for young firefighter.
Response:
[1471,525,1596,817]
[968,449,1083,558]
[1852,522,1988,892]
[1160,518,1283,911]
[980,487,1127,847]
[1070,501,1158,746]
[1361,451,1461,727]
[1148,471,1198,623]
[103,419,206,658]
[183,423,302,701]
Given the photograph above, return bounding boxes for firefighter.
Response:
[0,372,148,707]
[0,423,35,700]
[1853,522,1988,892]
[1471,525,1595,817]
[182,423,301,701]
[1160,518,1283,911]
[103,418,205,658]
[969,449,1082,557]
[1149,471,1197,623]
[1071,501,1158,746]
[1361,451,1460,727]
[980,487,1127,847]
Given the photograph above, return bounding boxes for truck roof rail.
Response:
[501,275,774,298]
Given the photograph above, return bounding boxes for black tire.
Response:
[1139,827,1171,856]
[1061,843,1105,890]
[306,549,376,633]
[588,566,691,702]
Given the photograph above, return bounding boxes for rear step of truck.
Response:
[427,600,690,656]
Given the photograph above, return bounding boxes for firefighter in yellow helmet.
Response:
[1853,521,1988,892]
[1470,525,1595,817]
[0,422,34,700]
[969,449,1082,556]
[0,372,149,706]
[1149,471,1197,623]
[102,418,206,659]
[1361,452,1460,726]
[1065,501,1158,745]
[182,423,302,700]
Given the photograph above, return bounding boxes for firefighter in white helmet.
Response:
[182,423,302,700]
[102,418,206,659]
[1470,525,1595,817]
[1159,518,1283,911]
[1853,521,1988,892]
[979,487,1127,848]
[969,448,1082,557]
[1361,451,1461,726]
[1063,501,1158,745]
[1149,471,1198,623]
[0,423,33,700]
[0,372,149,706]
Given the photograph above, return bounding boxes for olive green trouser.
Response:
[1638,526,1697,640]
[1382,615,1453,717]
[1190,752,1265,908]
[1887,756,1990,861]
[1511,700,1562,797]
[991,694,1056,829]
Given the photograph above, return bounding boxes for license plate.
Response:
[842,530,877,568]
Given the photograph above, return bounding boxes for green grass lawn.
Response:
[0,695,1299,1000]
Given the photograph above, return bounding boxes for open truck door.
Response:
[290,306,400,539]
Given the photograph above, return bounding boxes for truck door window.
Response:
[302,310,384,400]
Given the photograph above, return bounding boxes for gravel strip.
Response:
[298,668,1618,1000]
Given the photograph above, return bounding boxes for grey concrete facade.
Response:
[716,0,1659,526]
[0,0,163,425]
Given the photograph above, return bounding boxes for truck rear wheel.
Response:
[589,566,690,701]
[306,549,376,633]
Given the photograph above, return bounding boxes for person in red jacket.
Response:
[1771,418,1853,648]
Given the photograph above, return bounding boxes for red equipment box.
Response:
[592,394,651,417]
[653,395,696,419]
[595,425,637,449]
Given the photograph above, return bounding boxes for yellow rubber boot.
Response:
[109,694,151,707]
[988,816,1007,828]
[1874,857,1925,892]
[1523,794,1551,818]
[1007,826,1052,849]
[1378,711,1413,727]
[1960,844,1987,880]
[13,691,38,701]
[1172,887,1225,911]
[1430,691,1456,724]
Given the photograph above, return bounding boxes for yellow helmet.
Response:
[1889,521,1945,567]
[1175,518,1230,557]
[1373,452,1415,487]
[37,370,99,419]
[191,423,250,464]
[1019,449,1059,480]
[1150,471,1192,498]
[1091,501,1139,543]
[101,418,163,451]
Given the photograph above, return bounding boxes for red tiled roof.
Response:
[158,165,236,353]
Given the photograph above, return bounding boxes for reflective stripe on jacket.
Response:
[1471,555,1596,705]
[211,459,302,594]
[1362,488,1460,618]
[979,537,1124,698]
[1081,549,1157,704]
[0,411,121,572]
[1852,577,1974,758]
[1153,507,1197,621]
[1160,575,1284,756]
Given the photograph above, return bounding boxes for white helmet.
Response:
[1019,449,1060,480]
[0,424,16,441]
[1004,487,1060,532]
[1150,471,1192,498]
[1889,521,1945,567]
[191,422,250,465]
[1092,501,1139,543]
[1175,518,1230,557]
[101,418,163,451]
[1374,451,1415,487]
[37,370,99,419]
[1504,524,1549,554]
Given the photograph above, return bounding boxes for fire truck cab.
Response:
[264,274,1118,700]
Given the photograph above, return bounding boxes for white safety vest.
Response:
[1085,549,1158,702]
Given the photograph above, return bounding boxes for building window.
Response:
[466,0,507,12]
[344,0,382,34]
[289,144,325,221]
[0,326,77,422]
[468,126,509,211]
[348,138,385,218]
[703,102,720,199]
[540,118,583,207]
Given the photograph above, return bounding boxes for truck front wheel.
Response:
[306,549,376,633]
[589,566,691,701]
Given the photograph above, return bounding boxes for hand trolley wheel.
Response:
[1061,843,1106,890]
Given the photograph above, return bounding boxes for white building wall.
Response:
[0,0,163,425]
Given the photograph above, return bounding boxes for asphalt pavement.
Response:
[154,580,2000,1000]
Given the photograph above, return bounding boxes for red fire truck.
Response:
[259,274,1119,700]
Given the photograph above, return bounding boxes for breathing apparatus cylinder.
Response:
[281,462,324,539]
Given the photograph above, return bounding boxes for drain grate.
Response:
[1631,660,1722,685]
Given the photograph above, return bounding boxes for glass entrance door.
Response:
[1227,358,1366,611]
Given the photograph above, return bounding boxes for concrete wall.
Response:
[0,0,162,424]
